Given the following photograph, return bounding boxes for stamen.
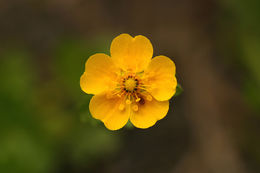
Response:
[134,93,140,102]
[114,71,152,108]
[137,84,150,89]
[132,104,138,111]
[137,86,147,90]
[124,92,131,104]
[126,99,132,104]
[116,90,126,98]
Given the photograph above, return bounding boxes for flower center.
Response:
[107,72,153,112]
[124,77,137,92]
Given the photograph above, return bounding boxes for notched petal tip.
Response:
[84,53,111,70]
[110,33,153,72]
[80,53,118,95]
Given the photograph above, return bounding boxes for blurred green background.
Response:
[0,0,259,173]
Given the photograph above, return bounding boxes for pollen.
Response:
[124,77,137,92]
[132,104,138,111]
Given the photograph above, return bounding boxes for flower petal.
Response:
[145,56,177,101]
[80,53,118,95]
[89,93,130,130]
[130,98,169,129]
[110,34,153,72]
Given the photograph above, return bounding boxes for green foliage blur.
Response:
[219,0,260,111]
[218,0,260,168]
[0,36,120,173]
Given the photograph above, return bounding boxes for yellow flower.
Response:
[80,34,177,130]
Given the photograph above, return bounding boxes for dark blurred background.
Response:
[0,0,260,173]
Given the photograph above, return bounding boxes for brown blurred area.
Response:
[1,0,260,173]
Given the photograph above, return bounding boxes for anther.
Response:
[132,104,138,111]
[126,99,132,105]
[136,98,141,102]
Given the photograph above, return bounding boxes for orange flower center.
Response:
[107,71,153,112]
[124,77,137,92]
